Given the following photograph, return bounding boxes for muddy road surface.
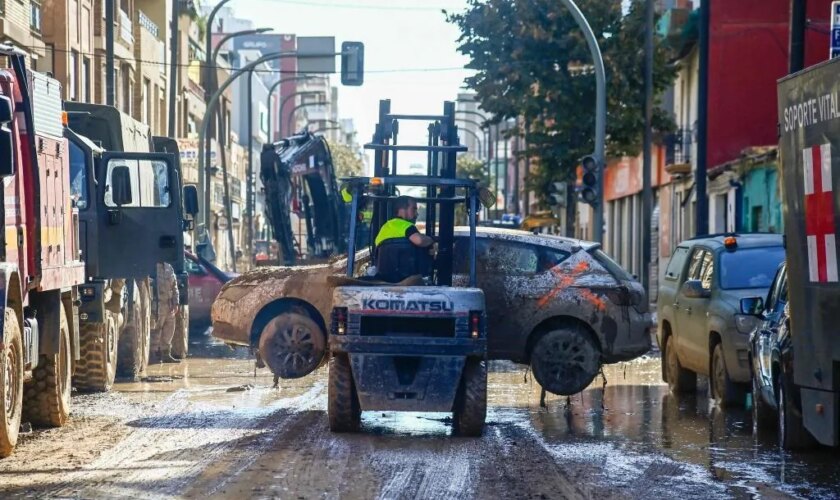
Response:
[1,333,838,499]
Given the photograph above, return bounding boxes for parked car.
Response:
[747,263,816,448]
[657,233,785,407]
[185,251,236,328]
[212,227,651,395]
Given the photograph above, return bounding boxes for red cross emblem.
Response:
[804,143,838,283]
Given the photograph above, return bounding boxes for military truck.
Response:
[328,100,489,436]
[776,55,840,448]
[65,103,195,389]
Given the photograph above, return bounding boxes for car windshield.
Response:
[719,246,785,289]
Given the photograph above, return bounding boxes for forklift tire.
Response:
[328,353,361,432]
[531,327,600,396]
[117,284,149,381]
[0,308,23,458]
[778,371,816,450]
[73,310,118,392]
[172,306,189,360]
[259,312,326,379]
[23,303,71,428]
[452,358,487,437]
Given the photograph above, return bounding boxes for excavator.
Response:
[259,130,348,266]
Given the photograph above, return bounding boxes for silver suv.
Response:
[657,233,784,407]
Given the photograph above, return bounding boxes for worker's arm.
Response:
[409,232,435,248]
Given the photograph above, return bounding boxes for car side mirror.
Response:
[680,279,710,299]
[183,185,199,216]
[111,165,133,206]
[740,296,764,316]
[0,96,15,178]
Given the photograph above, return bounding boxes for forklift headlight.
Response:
[332,307,348,335]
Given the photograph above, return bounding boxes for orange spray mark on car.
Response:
[537,260,607,311]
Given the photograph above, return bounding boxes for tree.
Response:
[330,142,365,178]
[446,0,676,219]
[455,154,489,224]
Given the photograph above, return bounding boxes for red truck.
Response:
[0,46,86,456]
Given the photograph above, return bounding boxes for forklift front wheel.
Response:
[453,358,487,437]
[328,353,361,432]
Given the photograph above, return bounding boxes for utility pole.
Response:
[790,0,808,73]
[168,0,179,137]
[696,0,710,236]
[641,0,654,294]
[105,0,115,106]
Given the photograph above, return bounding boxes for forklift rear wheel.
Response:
[328,353,361,432]
[453,358,487,437]
[531,327,600,396]
[0,308,23,457]
[259,312,326,379]
[23,302,71,428]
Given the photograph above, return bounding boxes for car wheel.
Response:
[778,371,816,450]
[258,312,326,379]
[711,343,746,408]
[531,327,600,396]
[665,335,696,394]
[751,369,775,436]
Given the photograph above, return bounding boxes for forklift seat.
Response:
[375,238,432,283]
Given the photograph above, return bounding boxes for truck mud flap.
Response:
[349,354,465,412]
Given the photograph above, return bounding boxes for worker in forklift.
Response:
[373,195,435,282]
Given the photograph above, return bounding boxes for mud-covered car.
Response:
[211,228,651,394]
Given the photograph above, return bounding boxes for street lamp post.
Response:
[204,0,233,102]
[267,76,315,140]
[286,100,328,138]
[279,91,325,137]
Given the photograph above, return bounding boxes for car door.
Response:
[674,247,714,373]
[756,265,786,390]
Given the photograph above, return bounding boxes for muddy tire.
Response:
[137,280,151,373]
[23,303,71,428]
[73,310,118,392]
[665,335,696,394]
[259,312,326,379]
[752,370,775,436]
[117,282,149,380]
[172,305,189,360]
[328,353,361,432]
[711,343,745,408]
[453,358,487,437]
[778,371,816,450]
[531,327,600,396]
[0,308,23,458]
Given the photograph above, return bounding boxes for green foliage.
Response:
[330,142,365,178]
[446,0,677,204]
[456,154,489,187]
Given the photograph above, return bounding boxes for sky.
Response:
[230,0,476,168]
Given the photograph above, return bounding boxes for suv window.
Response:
[664,247,689,281]
[453,237,569,275]
[686,248,714,290]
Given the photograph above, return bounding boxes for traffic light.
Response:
[578,154,600,206]
[546,181,567,208]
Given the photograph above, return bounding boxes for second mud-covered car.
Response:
[211,228,651,394]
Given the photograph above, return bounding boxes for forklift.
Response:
[327,100,491,436]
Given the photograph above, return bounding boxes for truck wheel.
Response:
[778,372,816,450]
[751,371,775,436]
[117,284,148,380]
[0,308,23,458]
[172,306,189,360]
[137,280,151,373]
[23,303,71,428]
[74,310,118,392]
[665,335,696,394]
[452,358,487,437]
[328,353,361,432]
[711,343,746,408]
[259,312,326,379]
[531,327,600,396]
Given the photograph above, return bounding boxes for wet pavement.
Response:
[0,331,838,499]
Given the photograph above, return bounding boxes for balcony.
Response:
[664,128,693,173]
[137,10,159,39]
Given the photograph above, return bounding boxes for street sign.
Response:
[297,36,336,74]
[832,2,840,59]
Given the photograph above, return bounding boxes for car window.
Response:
[664,247,689,281]
[778,267,788,303]
[69,140,88,210]
[538,247,571,272]
[104,158,171,208]
[454,237,549,276]
[687,248,706,281]
[592,249,633,281]
[700,251,714,290]
[719,246,785,289]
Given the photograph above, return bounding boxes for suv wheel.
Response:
[665,335,696,394]
[711,343,745,407]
